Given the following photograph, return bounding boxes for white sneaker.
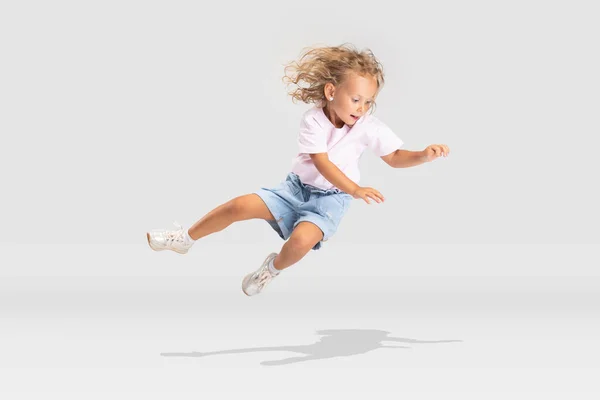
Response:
[146,221,193,254]
[242,253,279,296]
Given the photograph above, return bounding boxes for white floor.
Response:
[1,244,599,399]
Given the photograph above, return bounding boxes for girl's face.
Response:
[324,72,379,128]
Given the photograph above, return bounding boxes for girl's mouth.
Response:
[351,115,359,121]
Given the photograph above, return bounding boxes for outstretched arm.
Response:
[381,144,450,168]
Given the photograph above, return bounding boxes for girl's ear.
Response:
[324,82,335,99]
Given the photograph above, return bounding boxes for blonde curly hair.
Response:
[282,43,385,114]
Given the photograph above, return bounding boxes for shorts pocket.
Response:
[316,194,348,221]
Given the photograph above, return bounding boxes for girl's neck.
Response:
[323,104,345,129]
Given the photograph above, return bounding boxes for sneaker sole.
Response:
[146,232,188,254]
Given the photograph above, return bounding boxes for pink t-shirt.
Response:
[290,106,404,191]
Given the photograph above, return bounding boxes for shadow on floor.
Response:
[161,328,462,366]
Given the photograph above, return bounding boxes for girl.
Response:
[147,43,450,296]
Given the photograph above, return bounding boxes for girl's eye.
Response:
[353,99,359,102]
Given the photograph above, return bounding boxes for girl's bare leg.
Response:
[272,221,323,271]
[188,194,275,240]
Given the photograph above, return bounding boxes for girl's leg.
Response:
[241,221,323,296]
[188,194,275,240]
[272,221,323,271]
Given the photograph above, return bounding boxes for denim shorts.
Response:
[253,172,353,250]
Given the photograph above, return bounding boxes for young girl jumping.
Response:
[147,43,450,296]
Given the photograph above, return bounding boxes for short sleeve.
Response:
[297,114,328,154]
[367,120,404,156]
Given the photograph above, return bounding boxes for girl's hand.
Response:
[421,144,450,162]
[351,186,385,204]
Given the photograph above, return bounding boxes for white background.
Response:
[1,0,598,398]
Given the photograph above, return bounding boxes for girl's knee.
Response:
[289,228,323,251]
[224,197,243,217]
[229,194,275,221]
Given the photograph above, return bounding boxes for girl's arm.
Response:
[383,145,450,168]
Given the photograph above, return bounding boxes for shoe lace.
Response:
[165,221,185,245]
[253,267,273,291]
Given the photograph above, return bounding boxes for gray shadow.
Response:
[161,329,462,366]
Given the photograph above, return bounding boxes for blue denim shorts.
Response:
[253,172,353,250]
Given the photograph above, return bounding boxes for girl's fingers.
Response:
[362,190,385,204]
[371,193,382,203]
